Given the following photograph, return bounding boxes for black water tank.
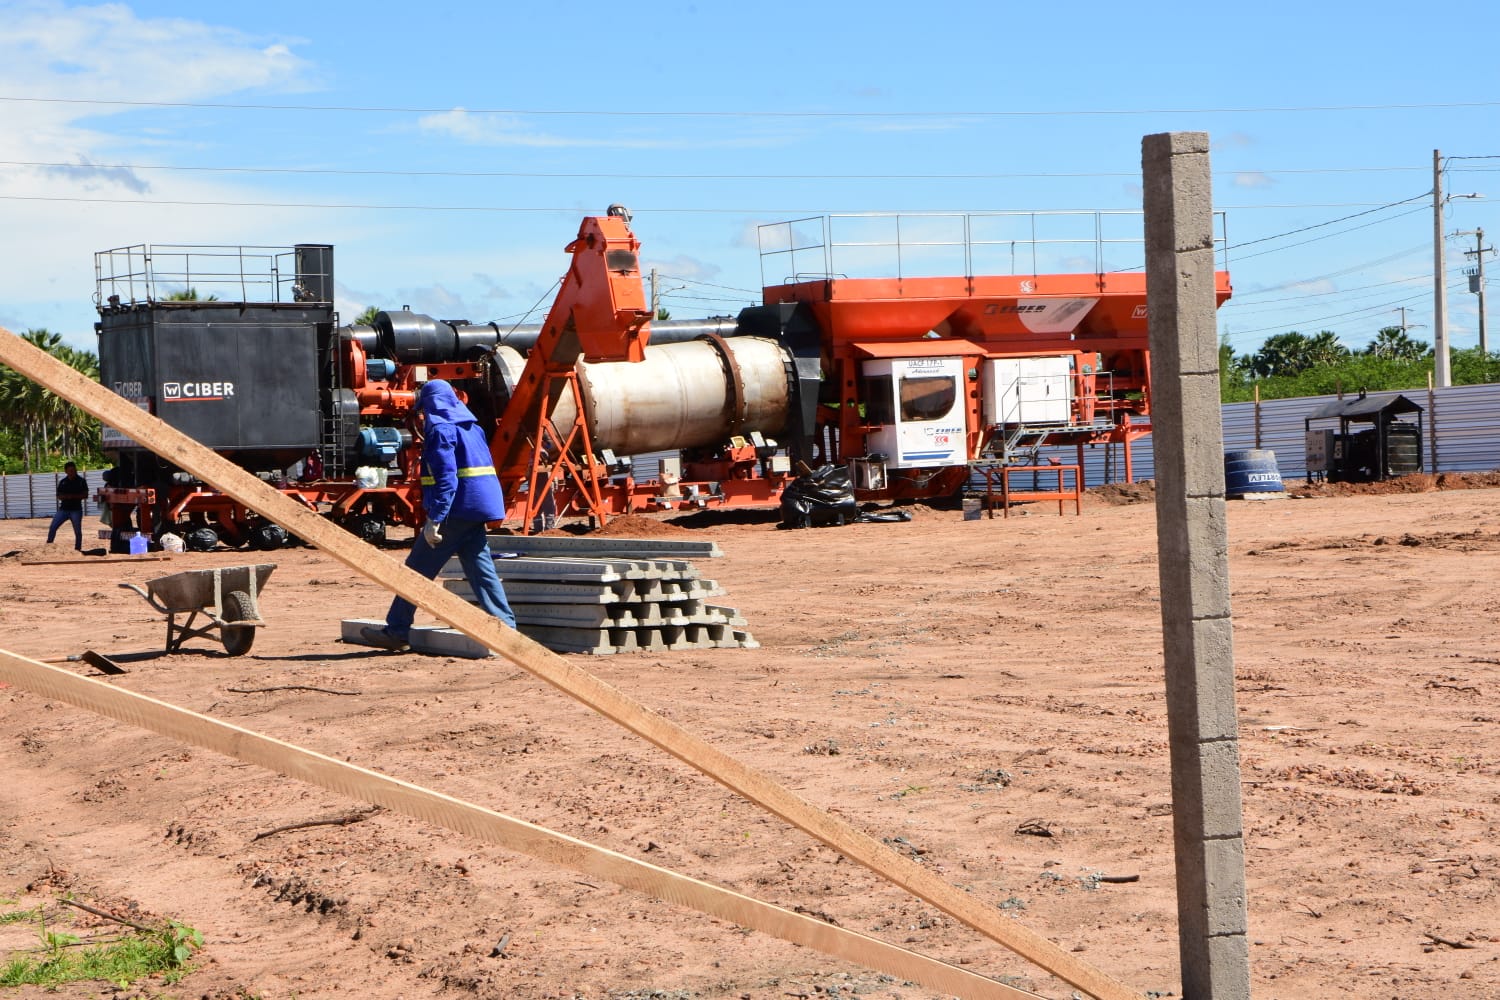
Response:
[1385,425,1422,476]
[1224,449,1284,497]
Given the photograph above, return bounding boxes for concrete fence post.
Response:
[1142,130,1252,999]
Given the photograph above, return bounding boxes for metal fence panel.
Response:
[971,382,1499,490]
[0,470,106,520]
[3,385,1492,518]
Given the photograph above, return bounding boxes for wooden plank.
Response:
[17,553,177,565]
[0,648,1027,1000]
[0,325,1139,1000]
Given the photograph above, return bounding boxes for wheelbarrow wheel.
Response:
[221,590,257,656]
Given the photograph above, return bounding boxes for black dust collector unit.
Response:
[94,244,335,475]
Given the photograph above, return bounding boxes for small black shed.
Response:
[1303,391,1424,483]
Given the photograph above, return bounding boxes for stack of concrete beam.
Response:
[343,535,757,657]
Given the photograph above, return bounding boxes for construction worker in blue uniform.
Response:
[362,380,516,650]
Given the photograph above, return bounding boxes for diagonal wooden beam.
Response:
[0,647,1034,1000]
[0,326,1140,1000]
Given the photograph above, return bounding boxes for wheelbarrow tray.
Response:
[140,564,275,614]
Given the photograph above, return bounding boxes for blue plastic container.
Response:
[128,531,149,555]
[1224,449,1284,497]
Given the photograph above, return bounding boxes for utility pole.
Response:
[1433,150,1451,387]
[650,267,660,317]
[1394,306,1413,333]
[1463,227,1494,356]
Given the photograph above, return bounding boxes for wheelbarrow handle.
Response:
[118,581,170,615]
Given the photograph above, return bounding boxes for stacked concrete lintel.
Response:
[348,535,757,657]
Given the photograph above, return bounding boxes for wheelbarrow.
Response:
[120,564,275,656]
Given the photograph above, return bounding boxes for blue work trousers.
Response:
[384,518,516,634]
[47,509,83,549]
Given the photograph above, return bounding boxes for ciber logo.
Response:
[161,380,235,401]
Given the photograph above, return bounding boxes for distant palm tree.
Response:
[1304,330,1351,366]
[1364,326,1429,361]
[165,288,218,301]
[0,329,100,471]
[1247,332,1313,379]
[354,305,381,326]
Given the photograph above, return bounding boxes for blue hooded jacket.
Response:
[417,380,506,524]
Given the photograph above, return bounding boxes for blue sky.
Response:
[2,0,1497,360]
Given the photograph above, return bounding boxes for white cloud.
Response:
[2,3,313,107]
[1233,171,1275,189]
[0,2,320,347]
[38,156,150,193]
[1212,132,1255,151]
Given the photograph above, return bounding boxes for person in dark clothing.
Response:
[46,462,89,550]
[361,380,516,650]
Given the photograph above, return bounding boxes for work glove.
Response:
[422,520,444,547]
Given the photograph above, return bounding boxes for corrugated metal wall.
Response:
[0,470,107,520]
[980,381,1500,489]
[4,384,1492,517]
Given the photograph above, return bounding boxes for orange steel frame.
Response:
[495,229,1231,526]
[765,270,1231,491]
[489,215,652,533]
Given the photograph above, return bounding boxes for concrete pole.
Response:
[1464,227,1491,356]
[1141,131,1252,1000]
[1433,150,1452,387]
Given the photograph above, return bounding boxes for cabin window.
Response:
[899,375,956,421]
[862,374,895,425]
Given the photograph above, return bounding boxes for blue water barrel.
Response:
[1224,449,1284,497]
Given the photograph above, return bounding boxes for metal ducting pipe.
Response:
[339,315,749,363]
[340,325,380,355]
[491,335,791,456]
[480,316,743,354]
[375,310,456,363]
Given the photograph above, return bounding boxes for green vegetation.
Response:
[0,903,203,989]
[1220,327,1500,403]
[0,328,105,473]
[0,906,40,926]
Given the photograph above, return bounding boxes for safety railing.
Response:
[758,211,1230,286]
[94,244,329,308]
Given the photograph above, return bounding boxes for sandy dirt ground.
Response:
[1,473,1498,1000]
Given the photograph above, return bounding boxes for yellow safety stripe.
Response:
[419,465,495,486]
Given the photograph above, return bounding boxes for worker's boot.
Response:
[359,626,409,651]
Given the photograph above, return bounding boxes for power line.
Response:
[0,159,1434,181]
[4,95,1499,117]
[1224,272,1430,308]
[1224,276,1431,316]
[0,191,1461,218]
[1227,279,1469,339]
[653,273,761,295]
[1229,244,1432,298]
[1227,204,1430,263]
[1224,193,1429,252]
[0,194,849,214]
